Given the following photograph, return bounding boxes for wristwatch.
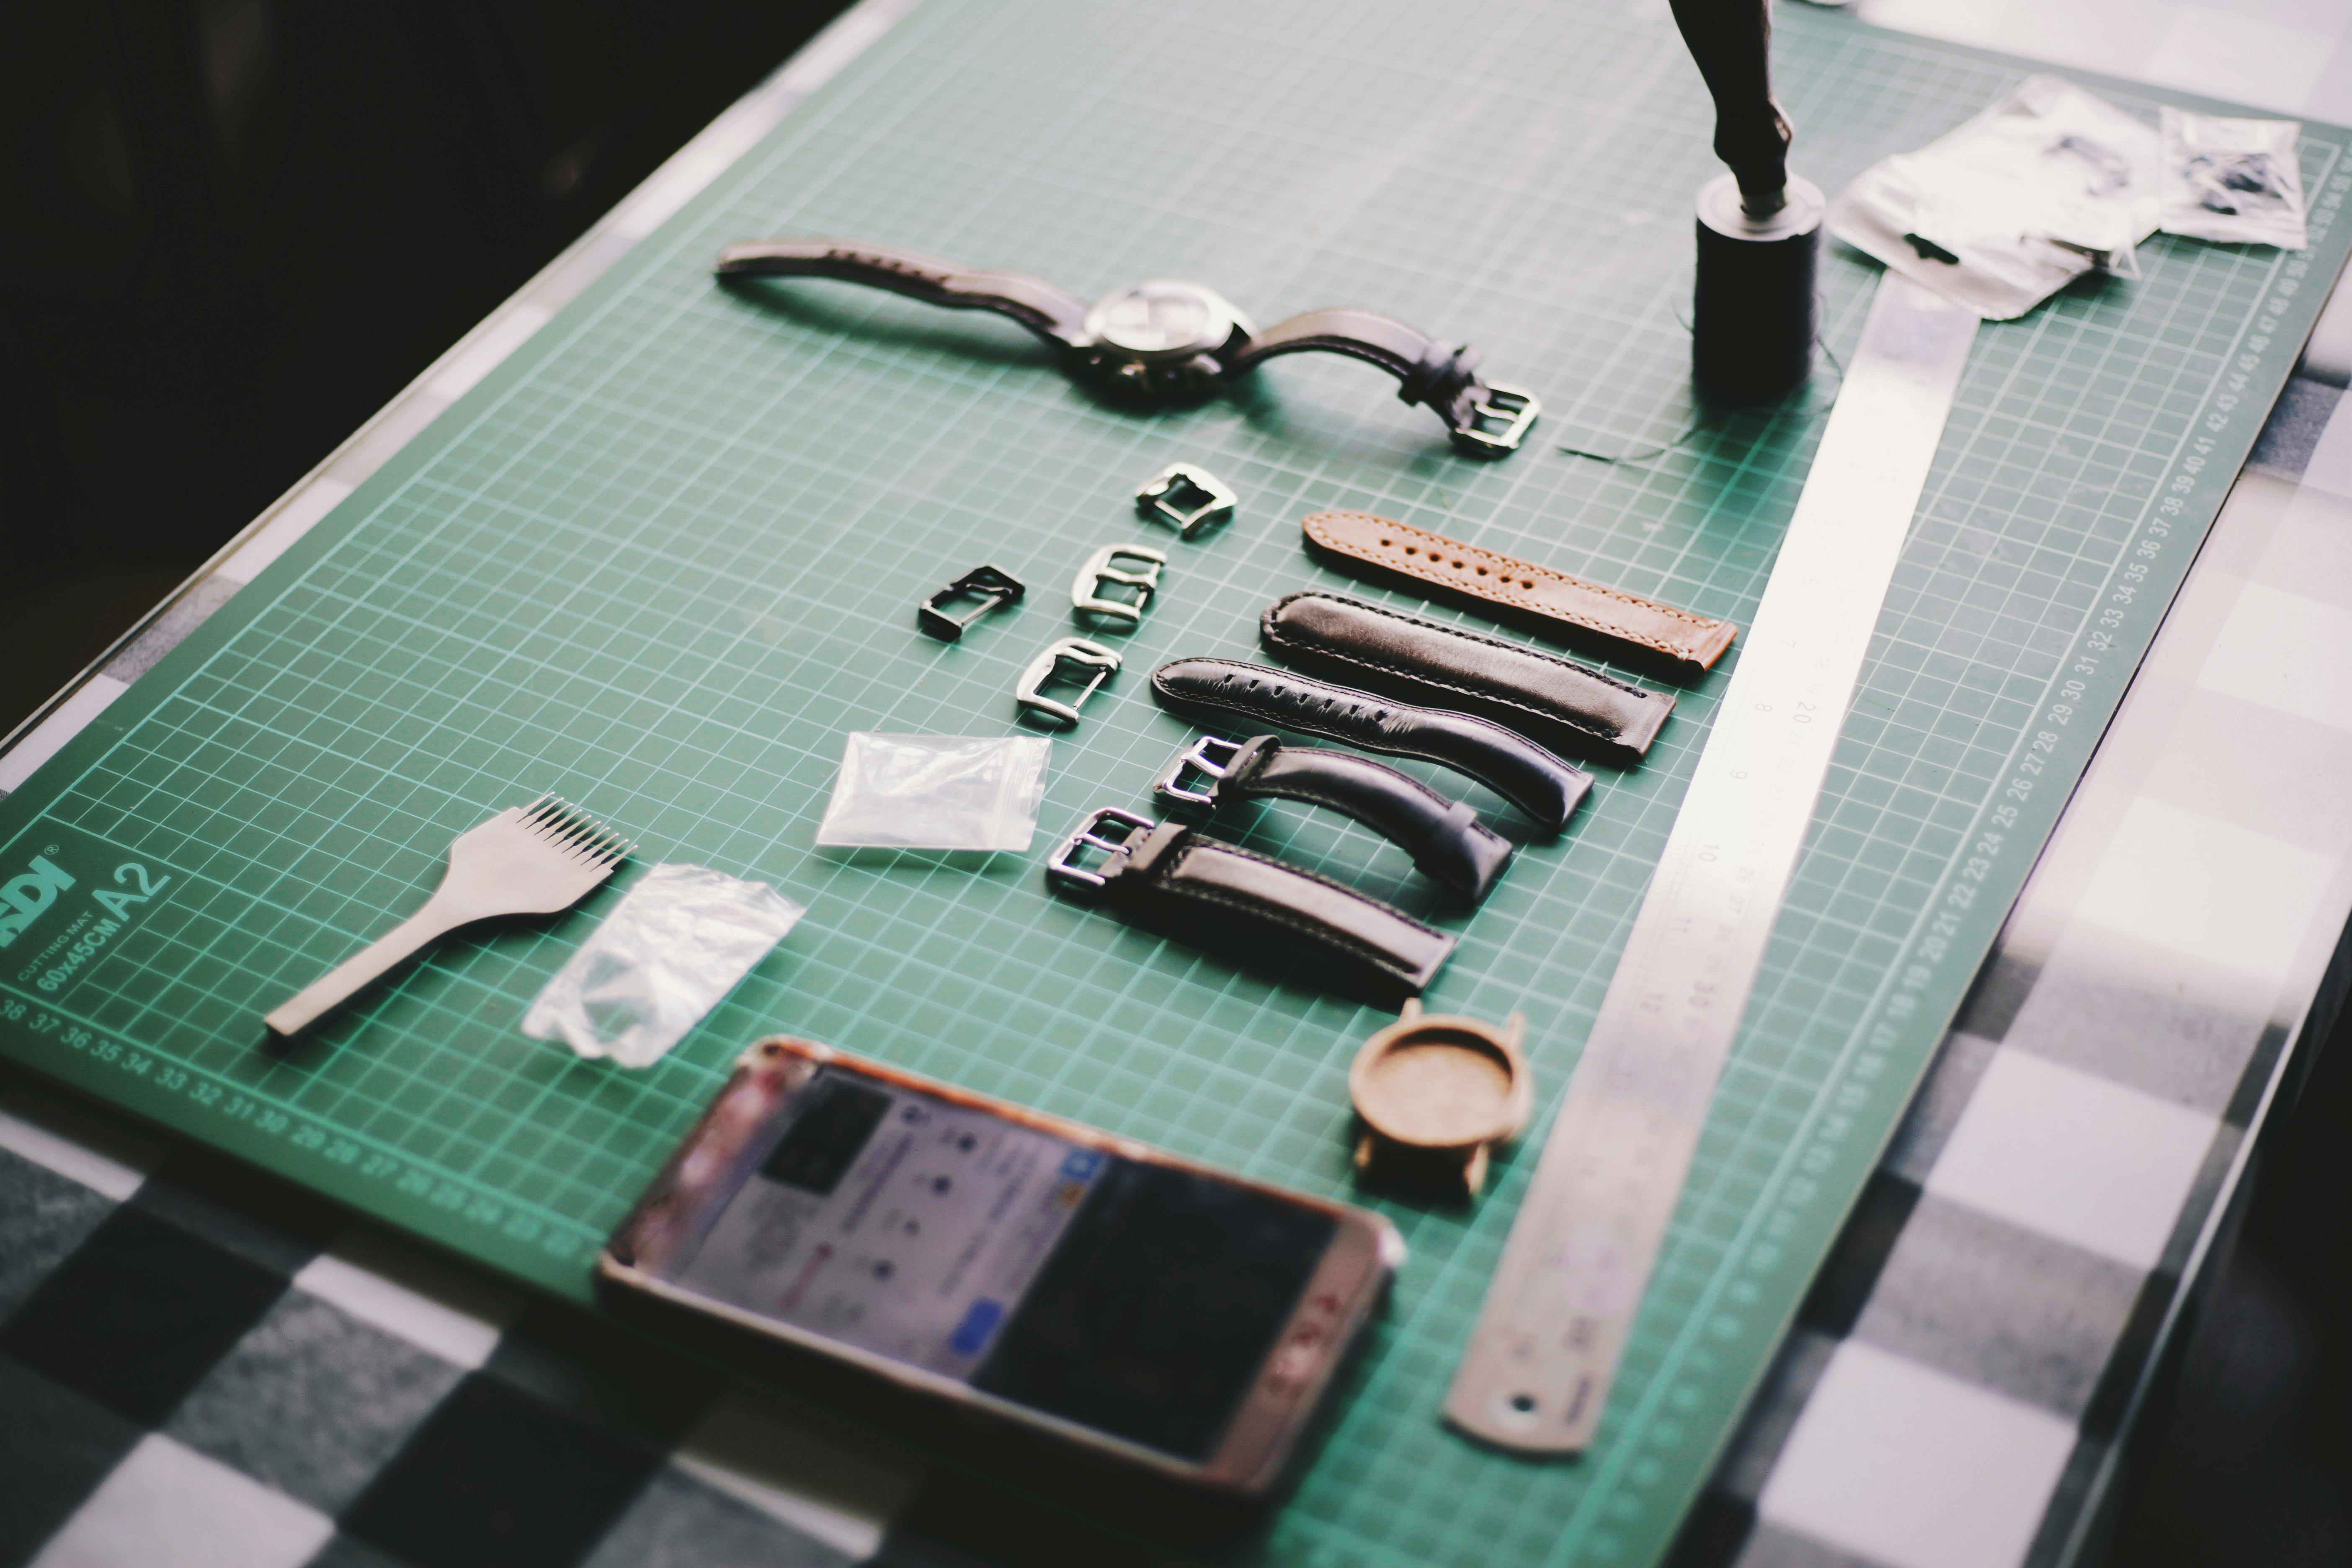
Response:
[714,239,1540,456]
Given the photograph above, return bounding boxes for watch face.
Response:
[1083,281,1244,359]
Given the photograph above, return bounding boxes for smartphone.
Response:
[599,1036,1402,1494]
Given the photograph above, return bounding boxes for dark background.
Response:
[0,0,849,738]
[0,4,2346,1561]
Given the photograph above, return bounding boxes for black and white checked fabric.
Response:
[1665,351,2352,1568]
[0,1070,941,1568]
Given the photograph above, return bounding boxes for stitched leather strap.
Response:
[1260,592,1674,763]
[1150,658,1590,834]
[1301,511,1738,674]
[714,238,1091,349]
[1102,820,1455,1001]
[1171,736,1514,903]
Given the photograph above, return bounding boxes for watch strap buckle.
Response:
[1015,637,1122,727]
[917,563,1026,641]
[1449,382,1541,456]
[1071,544,1168,628]
[1152,734,1246,812]
[1134,464,1238,539]
[1046,807,1157,893]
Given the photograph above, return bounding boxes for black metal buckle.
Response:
[1045,807,1156,893]
[1152,734,1243,812]
[918,564,1026,642]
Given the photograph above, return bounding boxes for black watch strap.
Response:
[1048,810,1455,1002]
[1155,735,1514,903]
[1150,658,1590,835]
[1228,308,1540,455]
[1261,592,1675,763]
[714,238,1090,349]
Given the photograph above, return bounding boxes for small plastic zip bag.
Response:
[2161,108,2308,249]
[523,862,804,1069]
[1829,75,2162,319]
[814,732,1051,851]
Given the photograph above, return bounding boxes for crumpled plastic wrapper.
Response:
[1830,75,2162,320]
[814,731,1050,852]
[522,863,804,1069]
[2161,107,2308,249]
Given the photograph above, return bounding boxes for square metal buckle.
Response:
[1152,734,1243,812]
[918,563,1026,641]
[1133,463,1238,539]
[1015,637,1122,728]
[1449,382,1542,456]
[1046,807,1157,892]
[1070,544,1168,629]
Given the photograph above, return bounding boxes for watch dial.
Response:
[1087,282,1231,357]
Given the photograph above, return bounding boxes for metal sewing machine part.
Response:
[1671,0,1824,402]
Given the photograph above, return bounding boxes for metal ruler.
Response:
[1446,274,1980,1453]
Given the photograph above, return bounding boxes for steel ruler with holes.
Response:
[1447,273,1981,1453]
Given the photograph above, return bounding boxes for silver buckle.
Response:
[1070,544,1168,628]
[1450,382,1541,456]
[1046,807,1157,892]
[918,564,1026,642]
[1152,734,1243,812]
[1015,637,1122,728]
[1133,463,1238,539]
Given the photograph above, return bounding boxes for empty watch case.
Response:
[1349,1000,1532,1197]
[1134,463,1238,539]
[1072,544,1168,629]
[1016,637,1122,727]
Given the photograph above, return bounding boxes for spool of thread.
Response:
[1692,173,1824,404]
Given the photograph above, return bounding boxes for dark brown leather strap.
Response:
[1156,735,1514,903]
[1150,658,1591,834]
[1302,511,1738,674]
[1260,593,1676,763]
[714,239,1091,349]
[1101,819,1455,1001]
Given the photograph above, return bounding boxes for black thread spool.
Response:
[1693,172,1823,404]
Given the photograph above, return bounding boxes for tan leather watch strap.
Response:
[1301,510,1737,674]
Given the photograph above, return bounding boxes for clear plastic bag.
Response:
[1829,75,2162,319]
[814,732,1051,851]
[522,863,804,1069]
[2161,108,2307,249]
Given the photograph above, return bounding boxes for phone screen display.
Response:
[673,1065,1338,1461]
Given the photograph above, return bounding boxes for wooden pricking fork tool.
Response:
[264,794,632,1041]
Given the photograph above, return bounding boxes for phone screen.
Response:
[671,1065,1339,1462]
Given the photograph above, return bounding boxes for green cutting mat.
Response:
[5,1,2347,1561]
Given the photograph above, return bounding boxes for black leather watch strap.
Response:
[1156,735,1514,903]
[1227,309,1538,455]
[1048,810,1455,1002]
[1151,658,1590,835]
[1261,592,1675,763]
[714,238,1090,349]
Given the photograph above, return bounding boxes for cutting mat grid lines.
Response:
[1,2,2344,1564]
